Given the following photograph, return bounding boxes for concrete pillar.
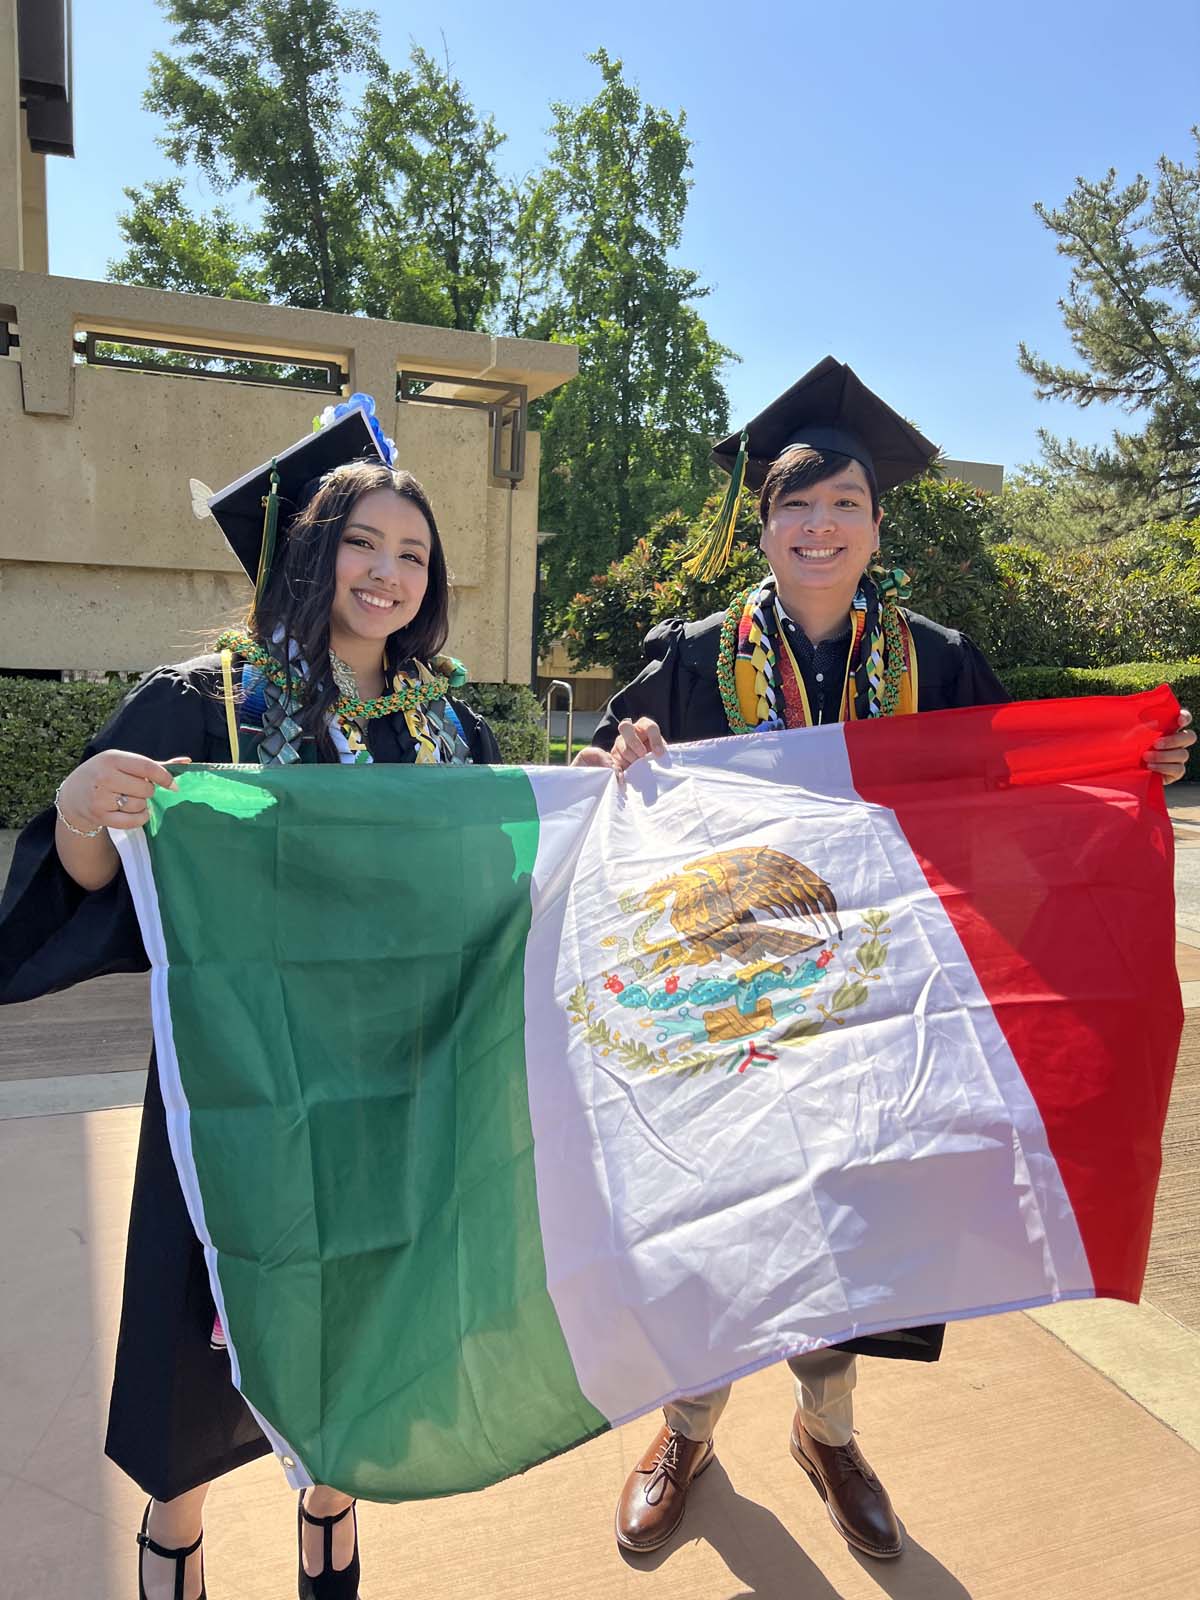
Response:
[0,0,23,272]
[19,110,47,273]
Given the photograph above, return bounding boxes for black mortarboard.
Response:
[712,356,938,494]
[684,358,938,581]
[207,406,388,593]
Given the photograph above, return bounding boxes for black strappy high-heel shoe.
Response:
[137,1500,206,1600]
[297,1491,360,1600]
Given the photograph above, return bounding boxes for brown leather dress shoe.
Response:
[615,1422,715,1553]
[789,1413,903,1559]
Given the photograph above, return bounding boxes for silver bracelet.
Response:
[54,780,105,839]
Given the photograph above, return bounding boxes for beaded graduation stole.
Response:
[716,574,917,734]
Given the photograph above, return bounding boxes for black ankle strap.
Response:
[299,1497,357,1529]
[137,1527,204,1561]
[300,1495,357,1580]
[138,1506,203,1600]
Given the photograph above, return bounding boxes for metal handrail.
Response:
[543,679,574,765]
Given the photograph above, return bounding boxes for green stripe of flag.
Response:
[146,765,607,1498]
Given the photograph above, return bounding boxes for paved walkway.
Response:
[2,789,1199,1598]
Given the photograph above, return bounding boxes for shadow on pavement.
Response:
[618,1461,973,1597]
[851,1536,974,1598]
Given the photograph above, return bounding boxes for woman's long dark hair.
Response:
[248,460,450,755]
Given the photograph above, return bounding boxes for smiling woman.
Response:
[0,398,502,1599]
[333,485,435,676]
[241,455,457,758]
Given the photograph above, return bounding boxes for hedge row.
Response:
[0,676,129,832]
[1002,659,1200,704]
[2,662,1191,831]
[0,674,548,829]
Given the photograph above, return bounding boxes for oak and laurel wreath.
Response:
[568,908,892,1079]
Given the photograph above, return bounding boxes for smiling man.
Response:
[576,356,1195,1561]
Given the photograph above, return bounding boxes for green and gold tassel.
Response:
[681,431,748,582]
[252,461,281,618]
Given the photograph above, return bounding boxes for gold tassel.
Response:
[681,432,748,581]
[252,461,281,618]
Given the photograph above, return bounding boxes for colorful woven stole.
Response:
[722,575,917,733]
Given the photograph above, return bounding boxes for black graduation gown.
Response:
[591,609,1011,1366]
[591,607,1011,750]
[0,655,501,1499]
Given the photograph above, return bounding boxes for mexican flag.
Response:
[114,689,1182,1501]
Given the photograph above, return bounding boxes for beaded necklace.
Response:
[215,629,454,721]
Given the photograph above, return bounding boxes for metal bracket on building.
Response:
[542,679,575,764]
[73,332,347,394]
[0,321,18,358]
[397,370,528,485]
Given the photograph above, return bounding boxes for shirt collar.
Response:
[773,594,852,650]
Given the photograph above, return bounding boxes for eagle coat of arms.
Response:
[566,847,892,1079]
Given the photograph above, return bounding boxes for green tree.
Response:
[561,491,764,684]
[1019,131,1200,523]
[107,177,266,300]
[530,51,733,625]
[498,174,561,338]
[110,1,511,329]
[994,468,1123,551]
[354,43,512,328]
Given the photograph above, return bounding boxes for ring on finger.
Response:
[115,793,128,811]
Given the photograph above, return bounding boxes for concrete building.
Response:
[0,0,575,683]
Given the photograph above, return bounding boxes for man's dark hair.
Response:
[758,447,881,522]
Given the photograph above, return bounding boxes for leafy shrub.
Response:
[987,543,1089,668]
[1004,658,1200,704]
[0,675,552,829]
[464,682,547,764]
[562,491,768,683]
[879,476,1010,645]
[0,676,127,829]
[985,537,1200,671]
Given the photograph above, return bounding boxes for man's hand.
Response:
[1146,706,1196,785]
[609,717,667,774]
[572,717,668,775]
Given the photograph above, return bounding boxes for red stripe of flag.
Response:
[845,688,1182,1300]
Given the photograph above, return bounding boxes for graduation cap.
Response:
[203,401,392,610]
[684,357,938,581]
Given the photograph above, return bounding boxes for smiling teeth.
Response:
[355,591,395,609]
[797,548,839,559]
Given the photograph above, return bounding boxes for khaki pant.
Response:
[664,1348,857,1447]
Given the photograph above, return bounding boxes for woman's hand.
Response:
[55,751,192,892]
[56,750,191,833]
[1145,707,1195,785]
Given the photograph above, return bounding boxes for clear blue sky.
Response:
[48,0,1200,472]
